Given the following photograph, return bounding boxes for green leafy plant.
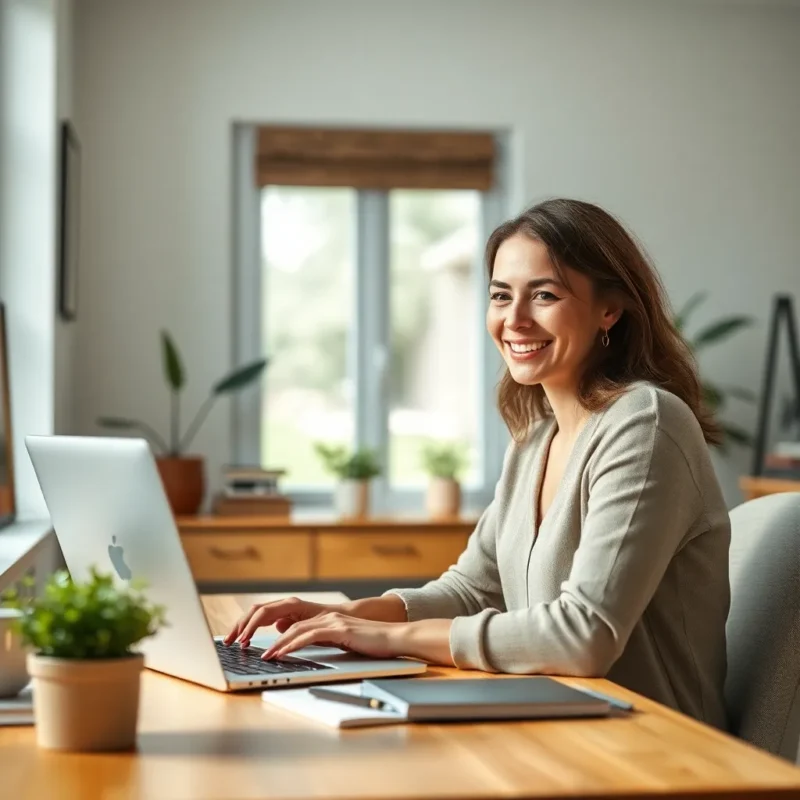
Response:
[421,441,469,481]
[98,330,267,456]
[1,568,166,660]
[314,443,382,480]
[781,397,800,441]
[675,292,756,448]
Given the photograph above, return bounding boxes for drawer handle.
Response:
[371,544,420,558]
[209,546,261,561]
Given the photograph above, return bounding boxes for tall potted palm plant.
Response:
[98,331,267,515]
[675,292,755,449]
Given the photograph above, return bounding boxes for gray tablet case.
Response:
[362,676,612,721]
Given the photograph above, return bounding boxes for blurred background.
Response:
[3,0,800,524]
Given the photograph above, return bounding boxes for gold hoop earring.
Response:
[601,329,610,348]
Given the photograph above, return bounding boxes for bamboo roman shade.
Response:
[255,126,496,191]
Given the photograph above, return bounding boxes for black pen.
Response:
[309,686,398,713]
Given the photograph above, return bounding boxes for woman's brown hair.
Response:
[486,198,721,445]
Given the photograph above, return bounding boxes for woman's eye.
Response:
[533,291,558,302]
[489,291,511,303]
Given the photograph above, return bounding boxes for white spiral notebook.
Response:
[261,682,406,729]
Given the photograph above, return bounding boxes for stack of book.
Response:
[0,685,33,727]
[763,442,800,479]
[213,465,291,517]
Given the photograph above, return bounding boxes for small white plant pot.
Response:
[27,652,144,751]
[426,477,461,519]
[335,479,370,519]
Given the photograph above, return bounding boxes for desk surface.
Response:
[3,593,800,800]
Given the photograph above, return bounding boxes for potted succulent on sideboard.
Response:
[421,441,468,519]
[314,443,381,519]
[2,568,166,751]
[98,331,267,515]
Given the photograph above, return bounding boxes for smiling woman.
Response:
[225,199,731,732]
[484,199,722,447]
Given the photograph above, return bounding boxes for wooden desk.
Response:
[177,514,477,590]
[740,476,800,502]
[3,593,800,800]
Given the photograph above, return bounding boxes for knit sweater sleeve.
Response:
[382,446,515,621]
[449,404,703,675]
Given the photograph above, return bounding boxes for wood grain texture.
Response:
[181,532,313,582]
[176,514,479,531]
[2,593,799,800]
[739,476,800,501]
[316,530,468,579]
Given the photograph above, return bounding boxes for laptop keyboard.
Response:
[215,640,331,676]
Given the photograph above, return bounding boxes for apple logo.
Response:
[108,536,132,581]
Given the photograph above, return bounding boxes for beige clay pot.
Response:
[426,477,461,519]
[335,479,370,519]
[27,652,144,751]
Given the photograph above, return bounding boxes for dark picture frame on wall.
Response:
[58,121,81,322]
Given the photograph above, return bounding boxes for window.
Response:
[261,187,356,487]
[234,125,507,509]
[388,190,481,486]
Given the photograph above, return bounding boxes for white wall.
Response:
[0,0,59,519]
[72,0,800,507]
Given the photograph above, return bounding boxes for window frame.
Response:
[232,124,510,512]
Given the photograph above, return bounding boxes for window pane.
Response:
[261,187,355,487]
[388,190,481,487]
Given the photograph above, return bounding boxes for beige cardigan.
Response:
[388,383,730,729]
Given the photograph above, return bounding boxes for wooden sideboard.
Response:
[176,513,477,593]
[739,475,800,502]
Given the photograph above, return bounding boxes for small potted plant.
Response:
[2,568,166,751]
[98,331,267,515]
[314,443,381,518]
[421,441,468,518]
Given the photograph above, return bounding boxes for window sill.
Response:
[0,518,54,585]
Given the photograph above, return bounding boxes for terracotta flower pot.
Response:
[426,477,461,519]
[156,456,205,515]
[335,479,370,519]
[27,653,144,751]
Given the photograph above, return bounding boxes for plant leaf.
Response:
[721,422,753,447]
[161,330,185,391]
[702,382,724,411]
[212,358,268,394]
[96,416,139,429]
[723,385,758,404]
[95,417,170,455]
[674,291,707,334]
[690,317,753,351]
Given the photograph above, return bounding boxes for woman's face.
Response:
[486,233,619,390]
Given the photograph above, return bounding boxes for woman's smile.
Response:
[504,339,553,360]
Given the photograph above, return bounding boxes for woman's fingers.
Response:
[238,599,327,646]
[263,613,345,659]
[270,628,342,659]
[224,598,301,645]
[223,603,264,645]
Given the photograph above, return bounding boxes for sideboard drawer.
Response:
[316,530,468,580]
[181,533,313,582]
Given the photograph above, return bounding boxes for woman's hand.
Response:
[223,594,408,648]
[262,614,456,667]
[223,597,340,648]
[262,613,402,660]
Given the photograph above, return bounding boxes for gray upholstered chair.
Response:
[726,492,800,762]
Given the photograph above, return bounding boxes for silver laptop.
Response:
[25,435,426,692]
